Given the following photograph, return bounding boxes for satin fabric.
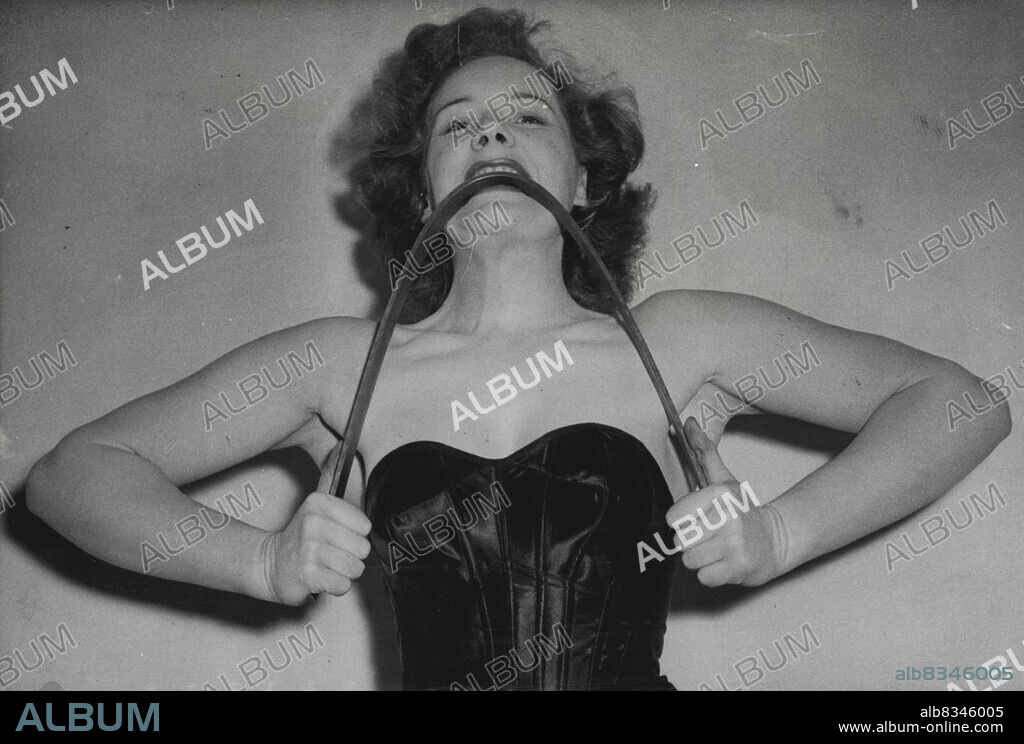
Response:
[366,422,679,690]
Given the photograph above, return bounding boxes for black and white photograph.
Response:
[0,0,1021,718]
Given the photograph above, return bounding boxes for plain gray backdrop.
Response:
[1,0,1022,690]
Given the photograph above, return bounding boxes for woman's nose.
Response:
[470,125,514,151]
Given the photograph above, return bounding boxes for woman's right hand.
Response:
[260,492,372,605]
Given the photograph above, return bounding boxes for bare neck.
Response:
[415,209,602,336]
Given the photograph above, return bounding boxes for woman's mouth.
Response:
[464,159,529,181]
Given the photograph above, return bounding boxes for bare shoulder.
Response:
[272,314,376,351]
[256,313,378,416]
[301,313,377,376]
[53,314,380,487]
[250,314,376,369]
[633,287,957,371]
[251,314,377,468]
[631,290,790,422]
[633,288,974,434]
[633,288,808,362]
[184,314,377,404]
[634,288,802,332]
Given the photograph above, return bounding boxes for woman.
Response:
[25,8,1010,690]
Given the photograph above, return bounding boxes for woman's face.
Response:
[422,55,588,217]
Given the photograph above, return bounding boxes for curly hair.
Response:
[352,6,655,321]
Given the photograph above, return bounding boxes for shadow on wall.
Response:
[4,447,404,690]
[328,46,422,324]
[328,83,391,323]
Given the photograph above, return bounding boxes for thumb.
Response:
[680,416,736,485]
[317,450,337,497]
[317,441,344,496]
[316,466,334,497]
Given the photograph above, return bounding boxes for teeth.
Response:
[474,165,519,176]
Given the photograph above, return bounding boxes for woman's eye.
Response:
[517,114,545,125]
[442,119,468,134]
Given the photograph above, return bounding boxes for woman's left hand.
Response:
[665,418,789,587]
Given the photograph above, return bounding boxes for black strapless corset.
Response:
[365,422,680,691]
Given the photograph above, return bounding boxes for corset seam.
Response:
[452,482,497,667]
[588,582,616,689]
[580,432,615,689]
[536,446,550,685]
[612,609,634,688]
[502,468,517,690]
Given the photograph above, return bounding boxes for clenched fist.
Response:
[260,491,372,605]
[665,418,789,588]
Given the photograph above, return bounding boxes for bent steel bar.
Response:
[322,172,707,499]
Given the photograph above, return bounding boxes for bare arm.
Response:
[25,316,372,601]
[641,289,1011,581]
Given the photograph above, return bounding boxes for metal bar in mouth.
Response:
[323,171,707,500]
